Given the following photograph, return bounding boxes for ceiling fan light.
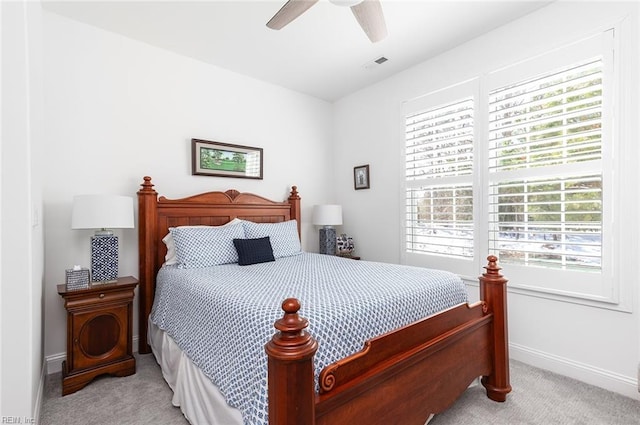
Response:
[329,0,363,7]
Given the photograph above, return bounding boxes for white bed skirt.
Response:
[149,321,458,425]
[148,321,244,425]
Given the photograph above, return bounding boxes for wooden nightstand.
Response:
[57,276,138,395]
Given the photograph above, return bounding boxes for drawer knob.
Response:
[99,293,105,299]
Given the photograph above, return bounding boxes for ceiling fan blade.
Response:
[267,0,319,30]
[350,0,387,43]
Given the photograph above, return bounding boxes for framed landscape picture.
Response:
[192,138,263,179]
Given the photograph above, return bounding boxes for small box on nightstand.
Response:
[65,267,90,290]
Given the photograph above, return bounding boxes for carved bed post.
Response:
[137,176,158,354]
[479,255,512,402]
[288,186,301,238]
[265,298,318,425]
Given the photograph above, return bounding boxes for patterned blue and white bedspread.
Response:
[150,252,467,425]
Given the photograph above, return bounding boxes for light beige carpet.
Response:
[40,354,640,425]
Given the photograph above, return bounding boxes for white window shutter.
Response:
[405,98,475,258]
[488,59,604,272]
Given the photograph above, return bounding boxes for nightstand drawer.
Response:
[64,288,134,310]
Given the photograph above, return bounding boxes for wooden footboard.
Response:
[266,256,511,425]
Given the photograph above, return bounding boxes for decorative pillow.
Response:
[169,221,245,268]
[242,220,302,259]
[162,218,242,266]
[233,237,276,266]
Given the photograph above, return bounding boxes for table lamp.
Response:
[312,204,343,255]
[72,194,134,283]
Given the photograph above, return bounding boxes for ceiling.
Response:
[41,0,553,102]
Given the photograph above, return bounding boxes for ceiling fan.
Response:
[266,0,388,43]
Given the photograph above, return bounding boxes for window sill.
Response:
[461,275,632,313]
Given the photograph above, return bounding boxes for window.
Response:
[488,59,604,272]
[405,97,475,258]
[403,31,617,302]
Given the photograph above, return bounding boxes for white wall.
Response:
[41,11,334,368]
[1,0,45,420]
[333,1,639,398]
[33,0,640,407]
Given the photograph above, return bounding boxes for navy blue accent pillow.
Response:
[233,237,276,266]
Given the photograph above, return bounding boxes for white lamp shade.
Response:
[72,194,134,230]
[312,205,343,226]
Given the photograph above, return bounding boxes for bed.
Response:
[137,176,511,425]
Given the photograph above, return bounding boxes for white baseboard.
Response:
[510,342,640,400]
[44,337,638,400]
[34,357,46,422]
[46,336,140,375]
[46,351,66,375]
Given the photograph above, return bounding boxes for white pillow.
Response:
[242,220,302,259]
[162,218,242,266]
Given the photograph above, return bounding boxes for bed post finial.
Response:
[479,255,511,402]
[289,186,300,200]
[484,255,501,278]
[265,298,317,425]
[274,298,308,335]
[140,176,154,192]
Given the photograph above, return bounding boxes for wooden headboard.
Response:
[137,176,301,353]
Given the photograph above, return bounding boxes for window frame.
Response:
[401,29,628,309]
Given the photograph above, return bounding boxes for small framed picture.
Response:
[192,138,263,179]
[353,164,370,190]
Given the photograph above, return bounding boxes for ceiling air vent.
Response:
[363,56,389,70]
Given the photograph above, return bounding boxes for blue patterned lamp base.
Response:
[91,235,119,282]
[319,227,337,255]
